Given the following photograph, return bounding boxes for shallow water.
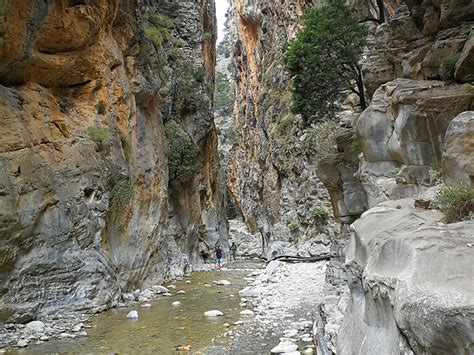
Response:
[16,261,263,354]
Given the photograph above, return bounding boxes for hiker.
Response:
[215,245,222,268]
[230,242,238,261]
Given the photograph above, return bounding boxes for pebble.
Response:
[302,348,314,354]
[234,321,244,325]
[284,329,298,338]
[72,323,84,332]
[302,337,313,342]
[177,290,187,294]
[204,310,224,317]
[39,335,49,341]
[17,339,28,348]
[185,280,191,284]
[59,333,76,339]
[172,301,182,306]
[162,292,172,297]
[223,323,230,327]
[216,280,231,286]
[270,339,298,353]
[141,303,152,308]
[168,284,177,289]
[126,310,139,319]
[240,309,255,316]
[152,285,169,294]
[78,331,88,337]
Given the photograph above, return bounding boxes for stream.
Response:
[12,260,265,354]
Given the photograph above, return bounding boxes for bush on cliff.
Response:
[165,120,201,189]
[439,53,461,81]
[434,181,474,223]
[284,0,366,125]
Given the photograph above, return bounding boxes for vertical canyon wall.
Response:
[0,0,225,323]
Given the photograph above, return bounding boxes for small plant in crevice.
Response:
[433,180,473,223]
[429,160,444,184]
[107,175,132,210]
[439,53,461,81]
[58,97,74,113]
[96,100,106,115]
[287,220,300,232]
[88,127,110,144]
[310,206,327,220]
[121,135,132,167]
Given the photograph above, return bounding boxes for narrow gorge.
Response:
[0,0,473,354]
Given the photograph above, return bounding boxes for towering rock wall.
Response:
[0,0,224,323]
[227,0,340,257]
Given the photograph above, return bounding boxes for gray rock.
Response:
[204,310,224,317]
[442,111,474,184]
[17,339,28,348]
[126,310,138,319]
[140,303,152,308]
[24,321,45,334]
[339,199,474,354]
[270,339,298,353]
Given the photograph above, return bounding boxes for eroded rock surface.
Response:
[339,198,474,354]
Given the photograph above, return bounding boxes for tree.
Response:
[284,0,367,125]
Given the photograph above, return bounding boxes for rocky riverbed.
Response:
[0,258,328,354]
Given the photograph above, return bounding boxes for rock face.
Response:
[0,0,225,323]
[227,0,337,258]
[362,2,474,97]
[339,198,474,354]
[356,79,474,207]
[442,111,474,185]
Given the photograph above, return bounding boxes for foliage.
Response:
[121,134,131,166]
[141,11,181,71]
[310,206,327,219]
[463,83,474,93]
[429,160,444,184]
[287,220,300,232]
[301,120,339,160]
[276,114,295,135]
[439,53,461,81]
[165,120,201,188]
[58,97,74,114]
[284,0,366,125]
[214,72,233,112]
[107,176,132,210]
[433,181,474,223]
[175,64,207,116]
[88,127,110,144]
[96,100,106,115]
[203,32,214,41]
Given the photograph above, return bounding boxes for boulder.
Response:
[24,321,45,334]
[442,111,474,184]
[338,198,474,354]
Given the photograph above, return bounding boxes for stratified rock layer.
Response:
[339,198,474,354]
[0,0,223,323]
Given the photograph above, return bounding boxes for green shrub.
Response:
[121,135,131,166]
[165,120,201,188]
[439,53,461,81]
[433,181,473,223]
[287,220,300,232]
[276,114,294,135]
[88,127,110,144]
[429,160,444,184]
[96,100,106,115]
[58,97,73,113]
[310,206,327,219]
[214,72,233,112]
[108,178,132,210]
[463,83,474,93]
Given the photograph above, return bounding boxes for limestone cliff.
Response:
[227,0,339,258]
[0,0,224,323]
